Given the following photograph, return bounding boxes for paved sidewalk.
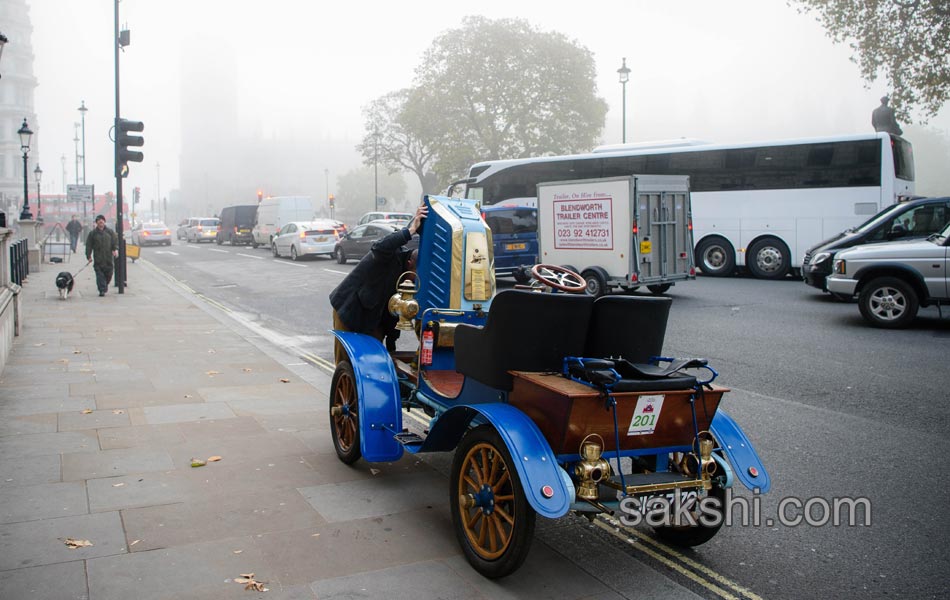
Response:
[0,262,696,600]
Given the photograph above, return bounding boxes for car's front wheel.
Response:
[858,276,919,328]
[335,246,347,264]
[272,243,279,258]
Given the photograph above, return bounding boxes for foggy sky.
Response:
[27,0,950,208]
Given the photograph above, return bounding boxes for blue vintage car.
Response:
[330,195,769,578]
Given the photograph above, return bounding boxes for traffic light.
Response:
[133,186,141,205]
[257,190,263,203]
[116,119,145,178]
[328,194,335,210]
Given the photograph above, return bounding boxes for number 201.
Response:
[632,414,656,427]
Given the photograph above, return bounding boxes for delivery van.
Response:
[251,196,317,248]
[216,204,258,245]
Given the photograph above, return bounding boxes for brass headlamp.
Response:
[388,272,419,332]
[575,434,612,501]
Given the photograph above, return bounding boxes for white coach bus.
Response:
[456,133,915,279]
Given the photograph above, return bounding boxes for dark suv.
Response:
[802,196,950,296]
[216,205,258,245]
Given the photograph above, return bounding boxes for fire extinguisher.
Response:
[421,329,434,366]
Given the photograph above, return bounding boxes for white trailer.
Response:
[536,175,695,296]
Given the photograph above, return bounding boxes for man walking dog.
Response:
[85,215,118,297]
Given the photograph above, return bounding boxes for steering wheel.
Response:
[531,264,587,293]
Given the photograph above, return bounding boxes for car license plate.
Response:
[239,228,250,233]
[506,242,526,251]
[632,489,698,513]
[312,236,327,242]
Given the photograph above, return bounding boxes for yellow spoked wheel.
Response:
[329,361,361,464]
[450,425,535,578]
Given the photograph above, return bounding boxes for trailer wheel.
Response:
[582,268,609,298]
[330,360,361,464]
[451,425,536,579]
[647,284,672,295]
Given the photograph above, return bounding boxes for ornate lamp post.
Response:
[78,101,88,185]
[617,57,631,144]
[18,119,34,221]
[0,32,8,79]
[33,164,43,222]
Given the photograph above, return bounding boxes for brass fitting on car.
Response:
[388,272,419,332]
[575,434,611,501]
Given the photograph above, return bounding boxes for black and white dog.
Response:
[55,271,75,300]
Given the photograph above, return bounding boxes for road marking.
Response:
[208,248,229,254]
[300,351,335,371]
[238,253,264,260]
[154,250,179,255]
[324,269,349,275]
[272,260,308,268]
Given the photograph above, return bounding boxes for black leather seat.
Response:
[584,295,671,363]
[455,290,594,391]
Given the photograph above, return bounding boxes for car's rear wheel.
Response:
[272,243,279,258]
[451,425,535,579]
[653,483,726,547]
[335,246,347,264]
[291,246,299,261]
[858,276,919,328]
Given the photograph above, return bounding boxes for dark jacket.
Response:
[329,227,413,335]
[85,226,118,268]
[66,219,83,237]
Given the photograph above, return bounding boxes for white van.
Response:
[251,196,317,248]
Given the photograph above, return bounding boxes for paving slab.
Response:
[0,412,58,436]
[199,382,314,403]
[179,455,322,497]
[94,387,207,409]
[97,423,187,450]
[0,481,88,524]
[0,454,62,488]
[225,395,324,417]
[175,415,268,441]
[0,430,98,458]
[143,402,238,425]
[254,411,328,433]
[0,396,96,418]
[165,431,312,469]
[298,470,445,522]
[87,471,187,512]
[309,560,484,599]
[0,510,127,571]
[58,408,132,431]
[0,559,89,600]
[62,447,175,481]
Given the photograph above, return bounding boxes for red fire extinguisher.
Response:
[421,329,434,365]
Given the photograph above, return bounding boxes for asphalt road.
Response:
[136,238,949,599]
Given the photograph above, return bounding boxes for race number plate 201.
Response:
[627,394,665,436]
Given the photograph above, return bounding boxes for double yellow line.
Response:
[594,515,763,600]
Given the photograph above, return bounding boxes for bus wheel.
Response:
[747,237,790,280]
[582,268,609,298]
[695,237,735,277]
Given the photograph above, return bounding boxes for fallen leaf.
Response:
[239,573,255,579]
[57,359,69,364]
[130,539,140,546]
[206,370,220,376]
[279,378,290,383]
[370,468,380,476]
[208,349,216,354]
[81,409,93,414]
[191,459,207,468]
[234,573,268,592]
[73,350,82,354]
[63,538,93,549]
[112,482,125,487]
[112,410,125,415]
[311,533,320,538]
[233,550,243,554]
[207,456,222,462]
[184,394,193,398]
[33,343,44,347]
[242,368,252,373]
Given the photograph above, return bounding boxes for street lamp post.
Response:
[373,131,380,211]
[0,32,8,79]
[18,119,33,221]
[73,123,80,185]
[324,168,331,219]
[617,57,631,144]
[33,165,42,222]
[78,101,88,185]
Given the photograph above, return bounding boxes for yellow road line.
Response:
[300,352,335,372]
[593,518,740,599]
[195,293,232,313]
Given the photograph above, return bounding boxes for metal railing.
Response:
[10,238,29,285]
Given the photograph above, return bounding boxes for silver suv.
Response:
[827,223,949,328]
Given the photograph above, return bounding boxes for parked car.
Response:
[803,196,950,297]
[186,217,220,243]
[252,196,317,248]
[177,218,197,240]
[130,221,172,246]
[482,205,539,284]
[826,221,950,328]
[216,205,258,245]
[333,222,419,264]
[357,211,413,226]
[272,220,339,260]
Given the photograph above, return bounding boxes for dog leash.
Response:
[72,261,92,277]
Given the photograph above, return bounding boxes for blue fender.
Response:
[332,331,403,462]
[710,410,770,493]
[408,403,571,519]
